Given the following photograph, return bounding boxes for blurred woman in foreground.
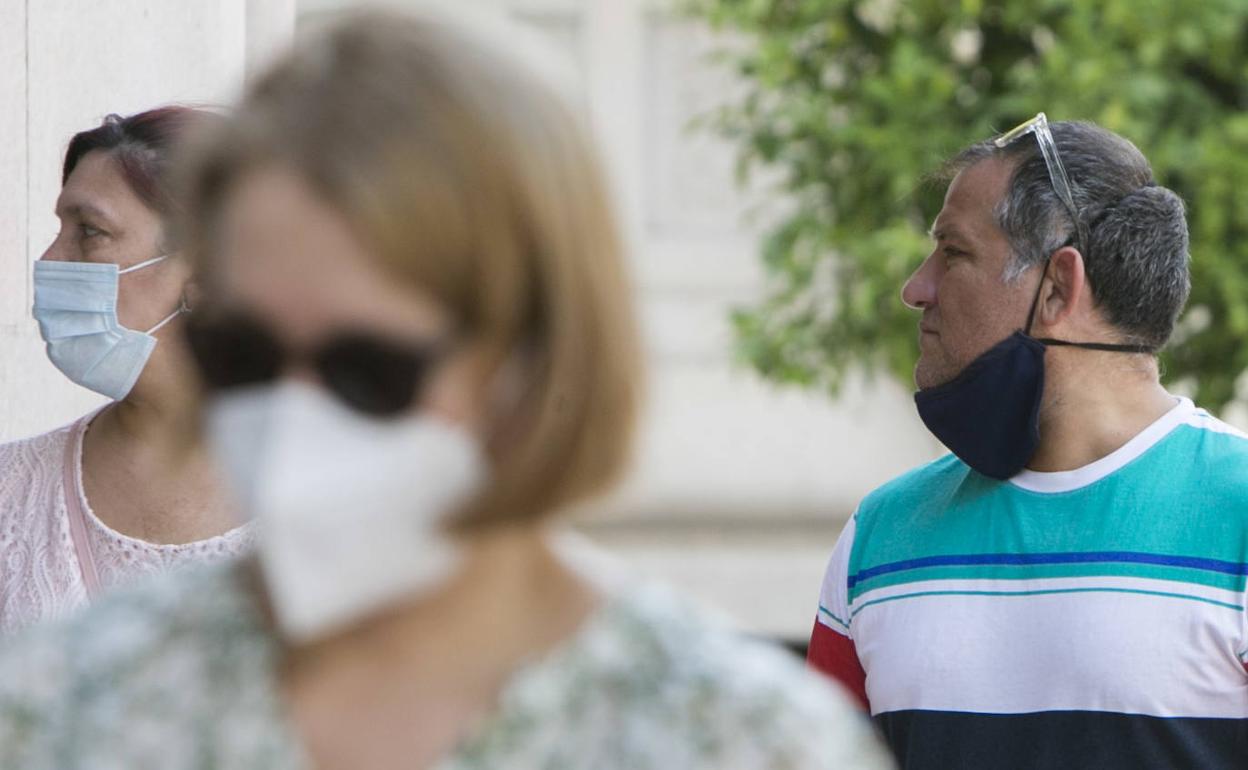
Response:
[0,10,891,768]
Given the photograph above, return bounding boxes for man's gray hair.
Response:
[947,121,1191,350]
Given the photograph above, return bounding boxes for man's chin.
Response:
[914,359,956,391]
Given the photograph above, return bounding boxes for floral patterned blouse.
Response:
[0,561,893,769]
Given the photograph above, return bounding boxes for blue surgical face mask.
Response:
[914,259,1153,480]
[33,255,185,401]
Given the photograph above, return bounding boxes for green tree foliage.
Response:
[685,0,1248,410]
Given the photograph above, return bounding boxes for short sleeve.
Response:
[807,513,869,710]
[816,514,856,636]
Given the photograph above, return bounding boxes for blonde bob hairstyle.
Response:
[179,9,642,528]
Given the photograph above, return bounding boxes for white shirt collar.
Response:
[1008,396,1195,494]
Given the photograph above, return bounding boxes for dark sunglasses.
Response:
[184,311,451,417]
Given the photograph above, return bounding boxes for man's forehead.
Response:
[933,157,1014,238]
[930,205,990,244]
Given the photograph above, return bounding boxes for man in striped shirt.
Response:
[809,116,1248,769]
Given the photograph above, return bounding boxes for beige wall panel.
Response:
[0,0,27,328]
[247,0,297,75]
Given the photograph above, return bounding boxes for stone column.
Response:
[248,0,297,76]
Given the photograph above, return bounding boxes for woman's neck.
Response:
[79,344,237,544]
[274,527,601,769]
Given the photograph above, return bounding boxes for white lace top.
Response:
[0,562,895,769]
[0,413,253,633]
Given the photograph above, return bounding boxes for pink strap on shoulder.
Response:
[62,419,102,599]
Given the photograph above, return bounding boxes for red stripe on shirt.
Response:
[807,617,869,711]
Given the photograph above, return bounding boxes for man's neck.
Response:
[1027,354,1176,473]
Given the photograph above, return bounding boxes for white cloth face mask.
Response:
[205,380,487,643]
[33,255,184,401]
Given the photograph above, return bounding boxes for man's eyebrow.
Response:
[929,221,972,245]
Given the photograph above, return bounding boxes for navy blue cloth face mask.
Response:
[914,112,1153,480]
[914,258,1153,480]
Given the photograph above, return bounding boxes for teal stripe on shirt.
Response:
[849,586,1245,620]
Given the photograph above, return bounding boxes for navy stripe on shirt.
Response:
[874,709,1248,770]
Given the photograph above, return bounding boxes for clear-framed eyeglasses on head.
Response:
[993,112,1088,255]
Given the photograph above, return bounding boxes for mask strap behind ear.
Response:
[1023,256,1156,355]
[1023,258,1051,336]
[1035,338,1155,354]
[145,300,188,336]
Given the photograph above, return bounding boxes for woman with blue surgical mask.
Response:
[0,108,252,633]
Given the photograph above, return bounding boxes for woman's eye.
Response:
[80,224,105,240]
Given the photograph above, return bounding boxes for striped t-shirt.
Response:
[809,397,1248,769]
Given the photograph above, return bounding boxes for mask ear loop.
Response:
[145,298,190,336]
[1023,258,1051,337]
[119,254,168,275]
[125,254,187,335]
[1022,255,1155,354]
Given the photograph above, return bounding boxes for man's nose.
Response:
[901,253,939,310]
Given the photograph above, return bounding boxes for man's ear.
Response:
[1035,245,1088,330]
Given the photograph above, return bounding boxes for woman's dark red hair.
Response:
[62,106,216,219]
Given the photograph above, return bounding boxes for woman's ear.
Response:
[481,339,542,458]
[422,336,541,459]
[183,277,203,312]
[423,339,515,423]
[163,243,196,294]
